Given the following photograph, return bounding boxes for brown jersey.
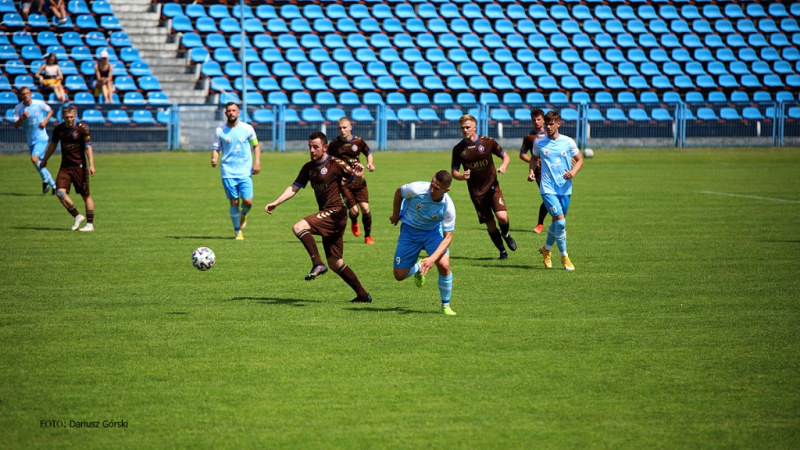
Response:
[50,122,92,169]
[520,129,546,156]
[327,136,370,187]
[451,136,506,198]
[293,155,356,211]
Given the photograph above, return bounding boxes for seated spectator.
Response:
[93,50,115,104]
[49,0,68,24]
[36,53,67,103]
[20,0,45,21]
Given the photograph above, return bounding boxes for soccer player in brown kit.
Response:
[265,131,372,303]
[451,114,517,260]
[327,117,376,244]
[40,106,96,231]
[519,108,548,234]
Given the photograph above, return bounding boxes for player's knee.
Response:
[437,262,450,275]
[327,257,343,270]
[242,198,253,208]
[554,218,566,233]
[56,190,66,199]
[393,269,406,281]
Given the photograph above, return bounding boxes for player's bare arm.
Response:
[40,108,54,129]
[40,142,58,169]
[265,185,301,214]
[451,168,471,181]
[252,144,261,175]
[389,188,403,225]
[520,151,531,164]
[211,149,219,167]
[497,152,511,174]
[366,153,375,172]
[563,152,584,180]
[420,231,453,275]
[86,145,95,176]
[528,155,539,182]
[13,110,29,129]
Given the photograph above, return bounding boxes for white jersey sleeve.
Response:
[212,126,223,150]
[401,181,430,199]
[566,136,579,158]
[442,193,456,232]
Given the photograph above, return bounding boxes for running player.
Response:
[519,108,548,234]
[211,102,261,240]
[12,86,56,194]
[451,114,517,260]
[327,117,376,244]
[529,110,584,271]
[265,131,372,303]
[389,170,457,316]
[39,106,95,231]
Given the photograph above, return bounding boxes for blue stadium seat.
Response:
[106,109,130,124]
[81,109,105,123]
[606,108,628,121]
[147,92,170,105]
[742,107,764,120]
[651,109,673,121]
[131,110,156,125]
[301,108,324,122]
[252,109,274,123]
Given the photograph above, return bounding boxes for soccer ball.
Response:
[192,247,216,271]
[584,148,594,159]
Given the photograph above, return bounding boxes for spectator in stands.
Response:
[48,0,68,25]
[93,51,115,104]
[20,0,45,21]
[35,53,67,103]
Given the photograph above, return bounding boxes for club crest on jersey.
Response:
[561,151,567,156]
[71,131,79,138]
[432,214,439,220]
[544,150,549,155]
[352,145,358,151]
[239,136,246,143]
[416,204,422,210]
[225,139,230,144]
[320,167,328,175]
[478,145,485,153]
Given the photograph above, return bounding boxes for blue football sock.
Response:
[554,218,567,255]
[240,203,251,218]
[545,222,556,250]
[229,206,241,232]
[405,262,420,279]
[438,273,453,305]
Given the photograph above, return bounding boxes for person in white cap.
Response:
[93,50,115,104]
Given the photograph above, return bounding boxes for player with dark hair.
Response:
[390,170,457,315]
[211,102,261,240]
[327,116,376,244]
[529,110,584,271]
[40,106,96,231]
[265,131,372,303]
[13,86,57,194]
[451,114,517,260]
[519,108,549,234]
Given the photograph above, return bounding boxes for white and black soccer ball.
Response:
[583,148,594,159]
[192,247,216,271]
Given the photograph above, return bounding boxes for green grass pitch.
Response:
[1,148,799,449]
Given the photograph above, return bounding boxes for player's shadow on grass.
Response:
[228,296,320,307]
[0,192,39,197]
[345,306,436,315]
[450,255,497,262]
[167,236,237,240]
[476,263,538,270]
[12,226,65,232]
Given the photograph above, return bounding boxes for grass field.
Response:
[1,148,799,449]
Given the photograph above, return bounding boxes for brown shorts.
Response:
[470,186,507,224]
[341,182,369,209]
[56,166,89,196]
[304,208,347,260]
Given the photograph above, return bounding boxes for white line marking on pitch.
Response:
[700,191,800,204]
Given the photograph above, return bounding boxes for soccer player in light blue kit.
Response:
[529,110,584,271]
[389,170,457,315]
[211,102,261,240]
[13,86,57,194]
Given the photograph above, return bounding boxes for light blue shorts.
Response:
[393,223,449,269]
[542,194,571,218]
[222,176,253,200]
[30,141,48,160]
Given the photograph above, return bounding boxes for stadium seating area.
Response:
[1,0,169,125]
[163,0,800,126]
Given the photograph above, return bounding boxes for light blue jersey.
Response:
[13,100,51,149]
[533,134,580,196]
[400,181,456,232]
[212,122,258,178]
